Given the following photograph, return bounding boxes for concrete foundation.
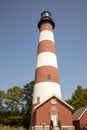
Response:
[29,126,75,130]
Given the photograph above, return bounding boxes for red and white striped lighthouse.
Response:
[30,11,74,130]
[33,11,61,105]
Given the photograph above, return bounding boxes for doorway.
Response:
[51,113,58,126]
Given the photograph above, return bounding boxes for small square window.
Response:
[51,98,57,104]
[47,74,51,80]
[46,25,48,29]
[46,46,50,51]
[51,106,58,111]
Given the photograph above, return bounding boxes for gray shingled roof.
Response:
[72,106,87,121]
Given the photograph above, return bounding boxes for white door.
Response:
[51,113,58,126]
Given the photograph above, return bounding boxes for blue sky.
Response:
[0,0,87,100]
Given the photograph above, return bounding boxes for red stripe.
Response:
[40,22,53,32]
[35,66,60,84]
[37,40,56,54]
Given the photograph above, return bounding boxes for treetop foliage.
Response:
[0,81,34,129]
[66,85,87,111]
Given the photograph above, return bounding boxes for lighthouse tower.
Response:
[30,11,74,130]
[33,11,61,105]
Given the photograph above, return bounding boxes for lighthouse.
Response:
[33,11,61,105]
[30,11,74,130]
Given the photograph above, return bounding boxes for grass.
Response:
[0,126,26,130]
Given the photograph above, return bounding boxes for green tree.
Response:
[0,91,4,112]
[0,91,5,125]
[66,85,87,111]
[3,86,24,126]
[22,81,34,129]
[0,82,34,128]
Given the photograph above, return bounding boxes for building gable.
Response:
[33,95,74,112]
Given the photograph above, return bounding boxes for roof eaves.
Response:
[33,94,74,112]
[78,107,87,120]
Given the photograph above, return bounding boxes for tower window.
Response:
[46,46,50,51]
[46,25,48,29]
[47,74,51,80]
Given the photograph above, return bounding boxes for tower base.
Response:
[29,125,75,130]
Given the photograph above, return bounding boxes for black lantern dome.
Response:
[38,11,55,29]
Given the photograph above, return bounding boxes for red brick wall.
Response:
[80,110,87,130]
[30,111,36,126]
[57,99,73,126]
[36,100,51,125]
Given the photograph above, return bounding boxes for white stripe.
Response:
[39,30,54,42]
[36,52,58,68]
[33,82,61,104]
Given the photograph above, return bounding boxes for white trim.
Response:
[39,30,54,42]
[62,126,75,128]
[33,125,49,128]
[59,98,74,110]
[78,108,87,120]
[36,52,58,68]
[34,125,46,127]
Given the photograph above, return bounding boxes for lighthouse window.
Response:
[47,74,51,80]
[46,46,50,51]
[46,25,48,29]
[51,98,57,104]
